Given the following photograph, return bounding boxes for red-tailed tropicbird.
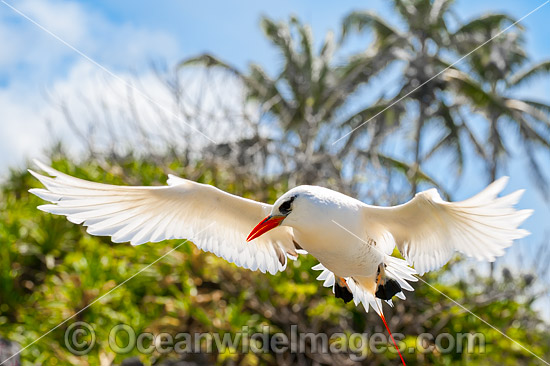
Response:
[29,160,531,360]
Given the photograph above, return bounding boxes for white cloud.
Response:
[0,0,249,174]
[0,0,182,77]
[0,0,87,83]
[0,87,50,168]
[18,0,87,44]
[40,61,254,155]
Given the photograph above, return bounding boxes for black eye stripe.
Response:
[279,196,296,215]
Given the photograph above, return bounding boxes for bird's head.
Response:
[246,185,363,242]
[246,189,302,242]
[246,185,343,241]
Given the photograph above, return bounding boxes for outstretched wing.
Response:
[364,177,532,275]
[29,161,296,274]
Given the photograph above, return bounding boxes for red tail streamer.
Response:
[380,313,406,366]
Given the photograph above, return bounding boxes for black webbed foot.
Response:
[334,281,354,303]
[375,278,401,300]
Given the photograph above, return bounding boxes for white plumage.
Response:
[363,178,531,275]
[29,161,295,275]
[29,160,532,314]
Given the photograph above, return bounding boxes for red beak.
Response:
[246,215,285,242]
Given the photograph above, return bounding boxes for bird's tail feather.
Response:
[312,256,416,315]
[313,262,410,364]
[384,255,418,293]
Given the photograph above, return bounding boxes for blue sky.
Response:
[0,0,549,272]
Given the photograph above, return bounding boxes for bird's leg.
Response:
[333,276,354,303]
[286,249,298,258]
[376,263,386,287]
[375,263,402,301]
[292,240,304,251]
[338,277,349,289]
[285,240,304,260]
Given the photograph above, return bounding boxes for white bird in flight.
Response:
[29,160,532,315]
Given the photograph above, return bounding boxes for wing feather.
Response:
[364,177,532,275]
[29,161,295,274]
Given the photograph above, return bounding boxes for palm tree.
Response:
[444,21,550,276]
[343,0,462,194]
[341,0,545,195]
[345,3,550,279]
[178,16,409,198]
[446,15,550,196]
[180,3,550,202]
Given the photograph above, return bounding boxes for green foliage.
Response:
[0,157,548,365]
[2,1,550,365]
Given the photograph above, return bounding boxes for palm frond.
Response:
[290,16,314,85]
[453,14,519,37]
[177,54,242,76]
[423,102,464,174]
[508,61,550,87]
[341,10,404,48]
[362,151,450,199]
[429,0,455,25]
[524,144,550,201]
[443,68,505,110]
[461,118,488,159]
[505,99,550,125]
[522,100,550,118]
